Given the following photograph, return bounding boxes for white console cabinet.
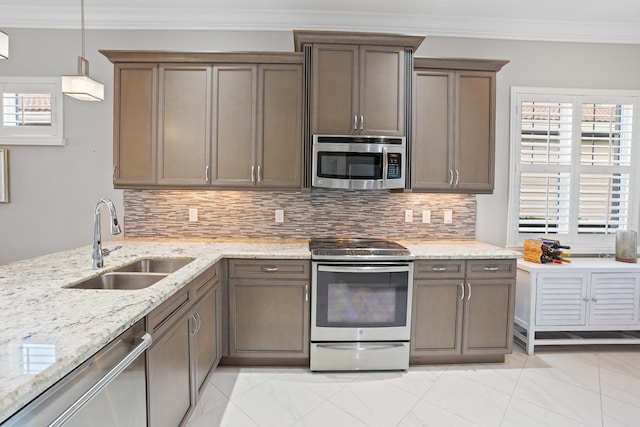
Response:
[515,258,640,354]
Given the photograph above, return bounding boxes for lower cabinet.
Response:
[227,259,310,361]
[147,263,220,427]
[411,259,516,361]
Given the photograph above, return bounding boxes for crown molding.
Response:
[1,6,639,44]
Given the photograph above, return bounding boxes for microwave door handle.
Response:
[382,147,388,187]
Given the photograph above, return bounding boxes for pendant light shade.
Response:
[0,31,8,60]
[62,0,104,101]
[62,57,104,101]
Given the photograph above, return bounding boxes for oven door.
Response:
[311,263,413,342]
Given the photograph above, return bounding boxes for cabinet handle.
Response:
[454,169,460,186]
[257,165,261,183]
[360,115,364,132]
[261,266,279,272]
[583,297,589,302]
[305,285,309,302]
[483,266,500,272]
[250,165,255,183]
[112,165,117,179]
[459,282,464,301]
[431,266,448,271]
[592,298,599,303]
[205,165,209,182]
[190,314,197,336]
[353,115,358,131]
[448,169,454,186]
[466,283,472,301]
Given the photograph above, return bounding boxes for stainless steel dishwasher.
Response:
[3,319,151,427]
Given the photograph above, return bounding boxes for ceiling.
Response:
[1,0,639,44]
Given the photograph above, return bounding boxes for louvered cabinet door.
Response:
[589,273,640,326]
[535,273,589,326]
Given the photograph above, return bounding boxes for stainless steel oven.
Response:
[312,135,406,190]
[309,238,413,371]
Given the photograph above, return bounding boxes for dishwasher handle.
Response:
[50,333,152,427]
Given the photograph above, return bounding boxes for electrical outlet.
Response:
[275,209,284,223]
[422,210,431,224]
[404,209,413,223]
[444,209,453,224]
[188,208,198,222]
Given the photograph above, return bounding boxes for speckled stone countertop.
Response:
[0,239,517,422]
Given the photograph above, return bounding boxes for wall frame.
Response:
[0,148,8,203]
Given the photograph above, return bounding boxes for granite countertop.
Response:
[0,239,517,422]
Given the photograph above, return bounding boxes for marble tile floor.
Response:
[186,343,640,427]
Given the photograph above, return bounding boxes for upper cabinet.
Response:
[412,58,508,193]
[112,63,157,186]
[294,31,424,137]
[211,63,303,188]
[102,51,304,191]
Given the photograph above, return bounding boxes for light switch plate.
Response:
[404,209,413,223]
[444,209,453,224]
[275,209,284,223]
[422,210,431,224]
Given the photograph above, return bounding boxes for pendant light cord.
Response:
[81,0,85,58]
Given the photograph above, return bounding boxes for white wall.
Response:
[0,28,638,264]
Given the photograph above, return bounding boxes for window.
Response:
[508,87,640,253]
[0,77,64,145]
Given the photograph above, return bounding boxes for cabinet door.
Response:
[158,64,211,186]
[455,71,495,192]
[229,279,309,357]
[113,63,157,186]
[257,64,303,188]
[211,65,257,187]
[148,313,193,427]
[462,279,515,354]
[359,45,405,136]
[411,279,463,356]
[412,70,453,190]
[193,283,220,396]
[589,273,640,326]
[311,44,359,134]
[535,273,589,326]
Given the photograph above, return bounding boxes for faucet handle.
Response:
[101,245,122,257]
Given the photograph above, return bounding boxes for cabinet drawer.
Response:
[466,259,516,279]
[193,263,220,299]
[228,259,310,280]
[147,285,192,340]
[414,260,465,279]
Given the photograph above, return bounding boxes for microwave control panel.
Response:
[387,153,402,179]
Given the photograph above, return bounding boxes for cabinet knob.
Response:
[592,298,599,303]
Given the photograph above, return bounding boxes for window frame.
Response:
[507,87,640,254]
[0,77,65,146]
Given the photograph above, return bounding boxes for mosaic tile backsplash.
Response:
[124,189,476,241]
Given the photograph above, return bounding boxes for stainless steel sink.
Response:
[113,257,195,274]
[66,272,167,290]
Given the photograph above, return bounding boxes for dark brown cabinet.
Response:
[412,58,508,193]
[411,259,516,362]
[227,259,310,361]
[146,263,220,427]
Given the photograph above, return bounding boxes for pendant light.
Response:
[61,0,104,101]
[0,31,8,60]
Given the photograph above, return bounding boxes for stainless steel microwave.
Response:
[312,135,406,190]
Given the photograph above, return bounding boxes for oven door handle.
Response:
[315,343,406,351]
[317,265,410,274]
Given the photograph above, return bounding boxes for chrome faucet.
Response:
[92,198,122,269]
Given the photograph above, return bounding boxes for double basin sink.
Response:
[67,258,195,290]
